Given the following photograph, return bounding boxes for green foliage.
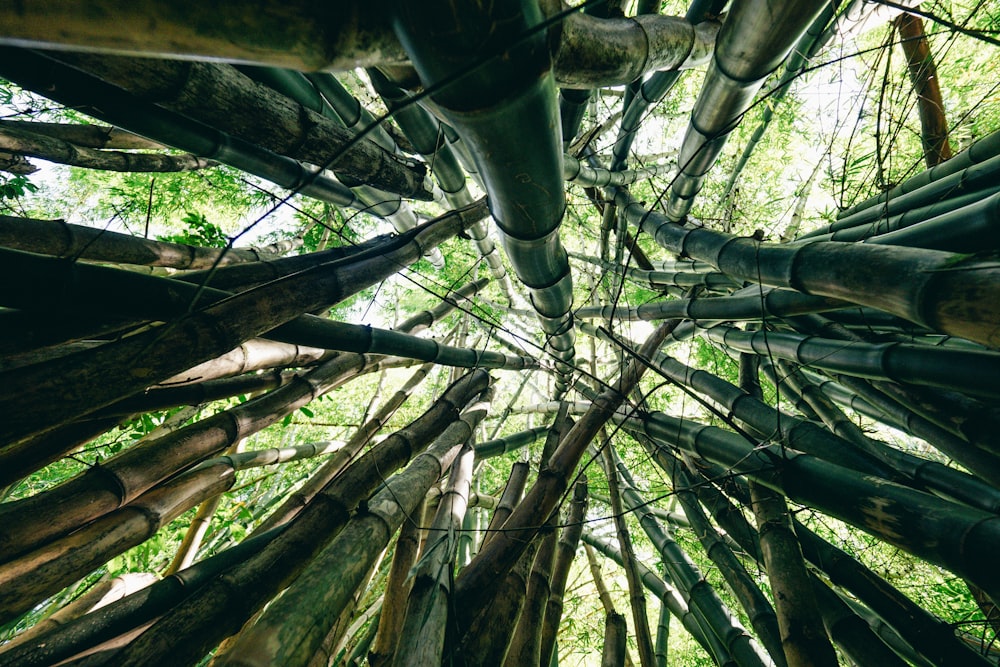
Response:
[158,211,229,248]
[0,174,37,201]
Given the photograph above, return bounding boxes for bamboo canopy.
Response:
[1,1,1000,666]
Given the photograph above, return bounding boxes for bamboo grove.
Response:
[1,0,999,665]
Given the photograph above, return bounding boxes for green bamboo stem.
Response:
[612,455,769,667]
[52,53,429,200]
[253,362,435,533]
[808,575,910,667]
[391,443,476,667]
[750,482,838,667]
[474,426,550,460]
[481,460,531,550]
[0,49,360,208]
[539,475,588,667]
[705,324,1000,399]
[665,464,785,667]
[392,0,575,394]
[600,442,656,667]
[582,533,726,664]
[677,461,992,666]
[602,612,629,667]
[0,215,275,269]
[629,408,1000,602]
[0,353,372,562]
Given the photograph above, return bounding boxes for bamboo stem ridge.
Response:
[616,189,1000,347]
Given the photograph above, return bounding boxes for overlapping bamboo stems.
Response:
[0,246,530,373]
[238,65,446,267]
[766,361,1000,514]
[572,252,740,291]
[451,320,678,631]
[0,352,418,621]
[721,3,841,199]
[539,474,588,667]
[598,441,656,667]
[750,481,838,667]
[831,128,1000,224]
[389,441,476,666]
[365,70,515,297]
[52,52,429,199]
[0,200,486,449]
[0,49,363,208]
[608,449,770,667]
[255,362,436,533]
[501,409,572,667]
[806,369,1000,483]
[616,188,1000,347]
[676,460,994,666]
[0,121,215,172]
[582,532,726,663]
[215,387,490,667]
[664,0,827,221]
[85,370,490,666]
[703,324,1000,399]
[481,460,531,550]
[609,0,726,170]
[0,572,157,653]
[623,405,1000,601]
[810,152,1000,240]
[578,322,893,478]
[455,531,541,665]
[662,462,784,667]
[574,285,850,323]
[0,524,284,667]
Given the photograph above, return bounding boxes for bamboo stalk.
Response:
[367,498,423,667]
[392,442,476,666]
[750,482,838,667]
[600,441,656,667]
